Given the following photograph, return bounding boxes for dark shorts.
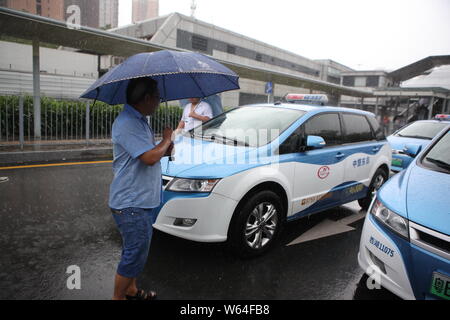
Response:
[111,207,158,278]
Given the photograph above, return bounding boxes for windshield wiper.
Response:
[426,157,450,170]
[191,132,250,147]
[212,134,250,147]
[397,134,431,140]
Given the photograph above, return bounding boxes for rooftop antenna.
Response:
[190,0,197,17]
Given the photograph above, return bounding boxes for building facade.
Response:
[0,0,64,20]
[339,70,392,113]
[98,0,119,29]
[132,0,159,23]
[0,0,118,29]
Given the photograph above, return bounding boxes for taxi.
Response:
[154,103,391,257]
[388,115,450,172]
[358,125,450,300]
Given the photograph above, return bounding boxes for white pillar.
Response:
[32,38,41,140]
[375,97,379,116]
[428,97,435,120]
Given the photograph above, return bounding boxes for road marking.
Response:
[0,177,9,183]
[0,160,113,171]
[287,212,366,246]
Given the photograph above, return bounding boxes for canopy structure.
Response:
[389,55,450,84]
[0,7,373,137]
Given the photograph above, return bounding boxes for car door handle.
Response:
[336,152,345,159]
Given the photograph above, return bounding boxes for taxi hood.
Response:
[387,135,431,151]
[405,165,450,235]
[161,136,272,179]
[378,163,450,235]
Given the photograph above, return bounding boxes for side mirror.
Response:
[403,144,422,158]
[307,135,326,149]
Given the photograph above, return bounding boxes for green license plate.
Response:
[392,158,403,167]
[430,272,450,300]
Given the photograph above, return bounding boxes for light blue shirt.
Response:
[109,104,162,210]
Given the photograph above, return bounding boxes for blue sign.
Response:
[265,82,273,94]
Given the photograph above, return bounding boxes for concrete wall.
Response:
[0,41,98,78]
[0,41,97,99]
[0,70,95,98]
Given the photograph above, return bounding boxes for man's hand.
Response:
[163,127,174,142]
[189,110,198,119]
[139,127,173,166]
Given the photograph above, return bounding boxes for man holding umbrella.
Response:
[109,78,173,300]
[80,50,240,300]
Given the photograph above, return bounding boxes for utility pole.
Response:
[191,0,197,17]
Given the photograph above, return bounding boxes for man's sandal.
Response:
[125,289,157,301]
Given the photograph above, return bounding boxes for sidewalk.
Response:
[0,140,113,166]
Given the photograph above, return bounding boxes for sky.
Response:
[118,0,450,71]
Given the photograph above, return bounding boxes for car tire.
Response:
[228,190,285,259]
[358,168,388,210]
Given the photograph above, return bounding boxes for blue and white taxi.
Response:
[358,125,450,300]
[388,115,450,172]
[154,103,391,257]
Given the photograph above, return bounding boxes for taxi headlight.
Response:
[166,178,220,193]
[370,199,409,239]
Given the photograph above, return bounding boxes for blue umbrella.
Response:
[80,50,240,105]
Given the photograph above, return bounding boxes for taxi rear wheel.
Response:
[228,190,284,258]
[358,168,388,210]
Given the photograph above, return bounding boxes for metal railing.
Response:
[0,95,183,149]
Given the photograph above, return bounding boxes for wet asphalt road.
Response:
[0,162,400,300]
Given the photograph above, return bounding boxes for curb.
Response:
[0,148,113,166]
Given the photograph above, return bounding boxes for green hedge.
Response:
[0,95,183,140]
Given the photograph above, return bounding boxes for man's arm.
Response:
[189,103,213,123]
[189,112,211,122]
[176,120,185,130]
[139,128,173,166]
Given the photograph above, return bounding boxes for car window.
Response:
[304,113,343,146]
[278,126,303,155]
[367,116,386,141]
[395,121,448,140]
[420,129,450,174]
[195,106,305,147]
[342,113,374,143]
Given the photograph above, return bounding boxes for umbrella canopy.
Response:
[80,50,240,105]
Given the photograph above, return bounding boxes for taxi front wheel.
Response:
[228,190,284,258]
[358,168,388,210]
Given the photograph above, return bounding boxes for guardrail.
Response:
[0,95,183,149]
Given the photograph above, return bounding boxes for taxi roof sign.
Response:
[284,93,329,106]
[434,114,450,121]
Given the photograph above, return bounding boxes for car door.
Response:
[339,112,381,200]
[289,112,346,219]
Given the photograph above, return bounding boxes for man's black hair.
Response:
[126,77,159,105]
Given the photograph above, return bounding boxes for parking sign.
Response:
[265,82,273,94]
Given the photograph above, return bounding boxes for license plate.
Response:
[430,272,450,300]
[392,158,403,167]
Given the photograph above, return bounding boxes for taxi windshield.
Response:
[421,129,450,174]
[188,106,305,147]
[396,122,448,140]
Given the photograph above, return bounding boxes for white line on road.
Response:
[287,212,367,246]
